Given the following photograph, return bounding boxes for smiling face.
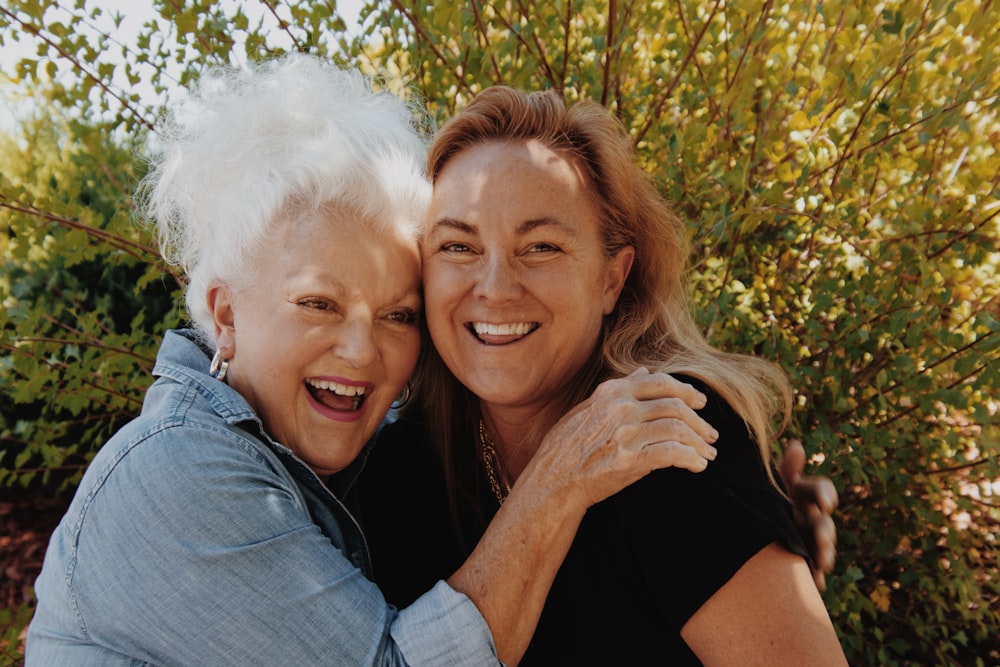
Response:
[210,206,422,478]
[423,139,633,416]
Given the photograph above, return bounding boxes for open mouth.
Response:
[305,378,368,412]
[467,321,539,345]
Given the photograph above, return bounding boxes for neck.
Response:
[479,402,553,482]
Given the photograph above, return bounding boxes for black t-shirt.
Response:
[356,377,809,665]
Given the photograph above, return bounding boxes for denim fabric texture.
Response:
[26,330,499,666]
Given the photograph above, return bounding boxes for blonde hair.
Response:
[139,54,431,341]
[416,86,791,521]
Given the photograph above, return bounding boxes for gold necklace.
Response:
[478,419,511,505]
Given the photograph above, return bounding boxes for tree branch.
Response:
[0,5,156,132]
[634,0,724,146]
[0,195,171,273]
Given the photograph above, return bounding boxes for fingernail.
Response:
[708,446,718,460]
[709,428,719,442]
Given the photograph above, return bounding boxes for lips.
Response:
[305,378,368,412]
[467,321,539,345]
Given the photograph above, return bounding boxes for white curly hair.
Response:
[139,54,431,341]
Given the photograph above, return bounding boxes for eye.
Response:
[295,297,338,312]
[440,242,472,253]
[386,308,419,325]
[528,242,561,254]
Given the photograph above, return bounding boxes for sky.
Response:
[0,0,363,130]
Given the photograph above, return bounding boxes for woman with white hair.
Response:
[26,55,719,666]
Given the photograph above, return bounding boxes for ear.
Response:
[206,283,237,357]
[601,245,635,315]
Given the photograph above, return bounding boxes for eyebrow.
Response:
[429,216,578,237]
[297,270,421,306]
[429,218,476,235]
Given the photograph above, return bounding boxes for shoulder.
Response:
[662,373,775,482]
[577,374,807,628]
[67,384,300,553]
[42,393,309,623]
[98,375,284,484]
[671,374,751,441]
[608,373,789,522]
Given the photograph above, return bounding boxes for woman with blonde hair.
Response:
[359,85,847,665]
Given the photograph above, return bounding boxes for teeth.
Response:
[306,379,367,397]
[473,322,534,336]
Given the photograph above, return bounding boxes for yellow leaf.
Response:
[790,110,810,131]
[777,162,795,183]
[870,584,891,612]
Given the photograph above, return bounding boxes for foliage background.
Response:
[1,1,997,664]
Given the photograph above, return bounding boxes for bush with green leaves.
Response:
[0,93,180,495]
[1,1,997,664]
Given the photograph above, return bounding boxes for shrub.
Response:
[2,1,997,663]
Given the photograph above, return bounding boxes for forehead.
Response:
[430,139,599,227]
[439,139,585,184]
[267,206,420,288]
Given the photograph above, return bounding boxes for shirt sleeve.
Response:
[64,419,500,666]
[604,377,810,631]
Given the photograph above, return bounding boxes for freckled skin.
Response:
[423,139,633,419]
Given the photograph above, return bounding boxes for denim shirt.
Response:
[26,330,500,666]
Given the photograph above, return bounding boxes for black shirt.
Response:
[356,377,808,665]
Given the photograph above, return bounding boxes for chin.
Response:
[469,386,535,407]
[307,438,367,475]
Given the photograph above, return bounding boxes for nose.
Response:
[332,317,378,368]
[473,254,522,302]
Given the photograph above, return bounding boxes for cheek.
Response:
[424,302,450,345]
[422,267,461,330]
[561,280,610,332]
[390,332,422,380]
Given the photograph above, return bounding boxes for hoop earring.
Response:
[393,381,412,409]
[209,349,230,381]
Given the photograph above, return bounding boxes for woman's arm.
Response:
[39,421,497,667]
[447,369,719,665]
[681,542,848,665]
